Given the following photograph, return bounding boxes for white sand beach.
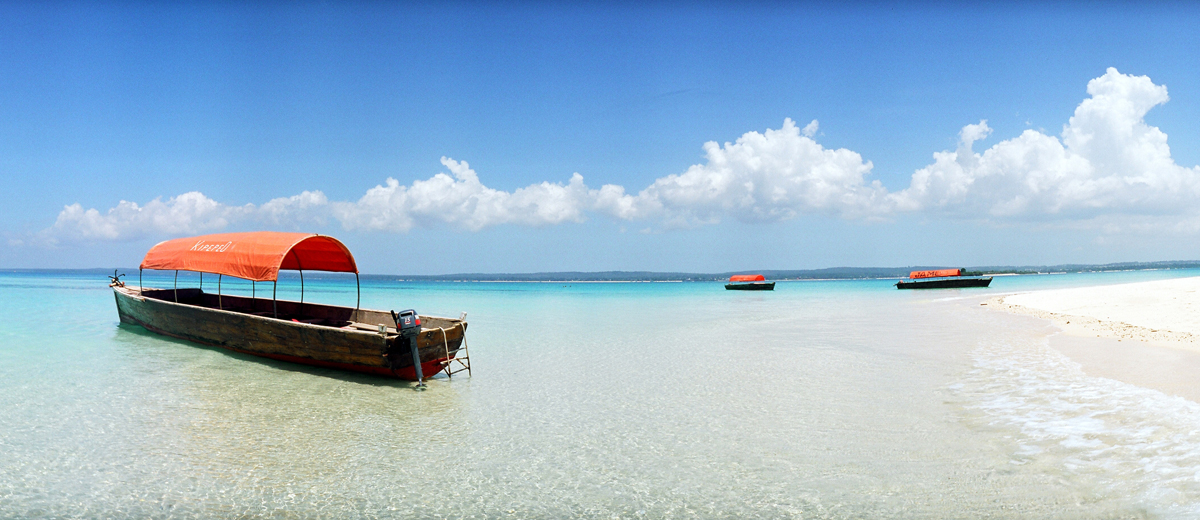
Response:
[992,276,1200,345]
[990,276,1200,400]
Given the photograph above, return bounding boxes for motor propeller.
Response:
[391,309,425,388]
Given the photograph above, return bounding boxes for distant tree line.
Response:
[384,260,1200,282]
[64,259,1200,283]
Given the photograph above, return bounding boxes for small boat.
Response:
[111,232,469,383]
[895,268,992,289]
[725,274,775,291]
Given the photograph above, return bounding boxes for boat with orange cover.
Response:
[895,268,992,289]
[725,274,775,291]
[111,232,469,384]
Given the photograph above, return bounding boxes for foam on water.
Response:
[956,323,1200,518]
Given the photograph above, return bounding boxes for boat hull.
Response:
[725,282,776,291]
[113,286,466,380]
[895,277,992,289]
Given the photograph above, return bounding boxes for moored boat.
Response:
[725,274,775,291]
[895,268,992,289]
[112,232,469,383]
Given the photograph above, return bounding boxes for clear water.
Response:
[3,269,1200,517]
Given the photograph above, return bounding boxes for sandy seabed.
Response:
[990,276,1200,402]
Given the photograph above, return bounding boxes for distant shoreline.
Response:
[6,261,1200,282]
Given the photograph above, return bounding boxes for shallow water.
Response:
[3,269,1200,517]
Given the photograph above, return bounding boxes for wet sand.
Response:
[989,276,1200,402]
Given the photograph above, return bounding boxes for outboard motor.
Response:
[391,309,425,387]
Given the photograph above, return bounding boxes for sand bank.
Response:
[988,276,1200,401]
[989,276,1200,346]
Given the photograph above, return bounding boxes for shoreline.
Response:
[987,276,1200,348]
[986,296,1200,348]
[986,276,1200,402]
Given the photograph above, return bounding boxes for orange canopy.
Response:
[139,232,358,282]
[729,274,766,282]
[909,268,963,279]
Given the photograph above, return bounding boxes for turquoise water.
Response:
[4,269,1200,517]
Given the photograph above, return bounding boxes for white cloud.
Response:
[592,118,891,226]
[892,67,1200,219]
[259,191,330,226]
[44,190,328,243]
[331,157,592,232]
[38,68,1200,243]
[47,192,251,242]
[802,119,819,138]
[40,159,600,244]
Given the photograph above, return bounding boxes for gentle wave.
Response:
[957,329,1200,518]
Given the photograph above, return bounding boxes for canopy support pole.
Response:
[218,274,222,310]
[273,281,277,318]
[199,272,203,292]
[174,270,178,303]
[138,269,143,296]
[288,249,305,317]
[298,269,305,318]
[355,272,360,317]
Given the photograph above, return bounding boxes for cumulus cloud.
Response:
[591,118,890,226]
[892,67,1200,219]
[40,158,601,243]
[39,67,1200,243]
[801,119,819,138]
[44,190,329,243]
[47,192,252,242]
[259,191,330,226]
[332,157,592,232]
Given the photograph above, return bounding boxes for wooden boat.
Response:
[895,268,992,289]
[725,274,775,291]
[112,232,469,383]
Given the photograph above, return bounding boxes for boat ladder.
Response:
[436,326,472,379]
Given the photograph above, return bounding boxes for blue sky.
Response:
[3,2,1200,274]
